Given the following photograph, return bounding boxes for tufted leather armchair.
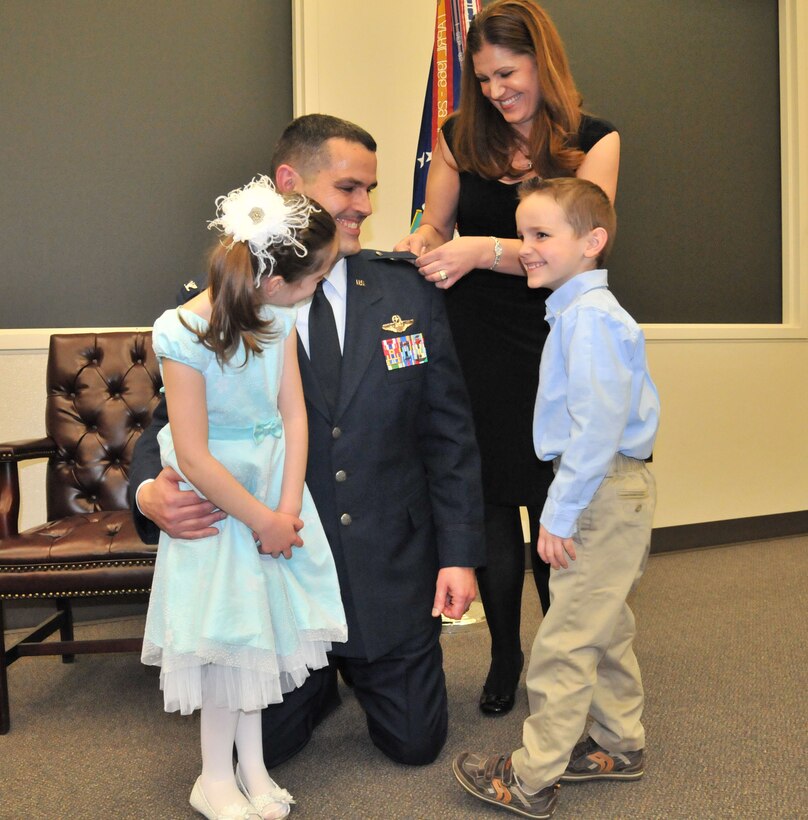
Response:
[0,332,162,733]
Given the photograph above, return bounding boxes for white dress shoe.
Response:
[235,764,295,820]
[190,777,261,820]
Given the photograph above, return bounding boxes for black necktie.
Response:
[309,281,341,411]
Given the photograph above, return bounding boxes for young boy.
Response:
[453,177,660,819]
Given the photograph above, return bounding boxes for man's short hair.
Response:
[270,114,377,180]
[518,176,617,264]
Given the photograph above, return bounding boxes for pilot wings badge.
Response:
[382,315,415,333]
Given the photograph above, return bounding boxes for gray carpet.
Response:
[1,535,806,819]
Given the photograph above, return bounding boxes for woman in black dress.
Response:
[395,0,620,715]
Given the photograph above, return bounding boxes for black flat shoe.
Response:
[479,688,516,716]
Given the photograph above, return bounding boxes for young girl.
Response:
[141,176,347,820]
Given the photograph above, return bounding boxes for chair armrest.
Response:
[0,437,55,540]
[0,436,56,463]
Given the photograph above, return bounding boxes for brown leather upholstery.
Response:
[0,332,162,734]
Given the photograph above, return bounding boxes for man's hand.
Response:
[537,524,577,570]
[137,466,224,539]
[432,567,477,620]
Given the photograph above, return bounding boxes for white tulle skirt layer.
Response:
[142,628,345,714]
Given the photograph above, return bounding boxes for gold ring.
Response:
[438,270,448,281]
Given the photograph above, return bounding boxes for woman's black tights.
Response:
[475,502,550,695]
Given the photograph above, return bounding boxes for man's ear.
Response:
[274,164,302,193]
[584,227,608,259]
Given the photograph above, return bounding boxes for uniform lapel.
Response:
[335,256,383,419]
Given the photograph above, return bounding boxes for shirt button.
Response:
[340,513,352,526]
[335,470,347,482]
[331,427,342,439]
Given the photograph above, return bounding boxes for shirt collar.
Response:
[545,269,609,320]
[323,256,347,301]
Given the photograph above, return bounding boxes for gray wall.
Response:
[1,0,293,328]
[497,0,782,323]
[1,1,783,328]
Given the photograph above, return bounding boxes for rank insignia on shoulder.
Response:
[382,333,428,371]
[382,314,415,333]
[183,279,198,292]
[355,279,365,287]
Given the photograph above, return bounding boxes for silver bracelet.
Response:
[489,236,503,270]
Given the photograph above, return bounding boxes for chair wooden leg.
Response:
[0,601,11,734]
[56,599,75,663]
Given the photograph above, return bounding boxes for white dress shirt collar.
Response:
[296,256,347,356]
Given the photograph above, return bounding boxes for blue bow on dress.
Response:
[253,417,282,444]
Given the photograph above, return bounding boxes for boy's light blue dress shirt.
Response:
[533,269,660,538]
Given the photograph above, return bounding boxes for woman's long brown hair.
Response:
[452,0,584,180]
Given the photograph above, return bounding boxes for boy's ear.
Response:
[583,227,608,260]
[274,164,302,193]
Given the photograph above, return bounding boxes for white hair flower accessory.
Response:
[208,175,318,286]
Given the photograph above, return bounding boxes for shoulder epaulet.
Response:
[361,249,418,264]
[176,278,201,306]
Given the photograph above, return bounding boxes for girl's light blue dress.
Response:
[141,305,347,714]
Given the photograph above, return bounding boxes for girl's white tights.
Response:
[235,710,292,820]
[199,693,290,820]
[199,696,252,814]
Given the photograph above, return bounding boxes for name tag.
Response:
[382,333,428,371]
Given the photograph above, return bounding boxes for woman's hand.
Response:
[416,236,492,289]
[254,509,304,559]
[393,233,428,255]
[394,222,446,256]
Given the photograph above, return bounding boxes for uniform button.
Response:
[375,251,383,256]
[335,470,347,482]
[331,427,342,439]
[340,513,352,526]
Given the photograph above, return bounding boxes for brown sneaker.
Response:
[453,752,559,818]
[561,737,644,782]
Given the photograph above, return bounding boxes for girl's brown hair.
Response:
[452,0,584,180]
[183,194,335,366]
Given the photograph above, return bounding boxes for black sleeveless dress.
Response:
[441,115,616,505]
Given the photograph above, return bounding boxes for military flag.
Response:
[409,0,480,228]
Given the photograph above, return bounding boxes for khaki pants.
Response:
[511,454,656,790]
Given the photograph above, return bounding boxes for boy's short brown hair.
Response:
[518,177,617,266]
